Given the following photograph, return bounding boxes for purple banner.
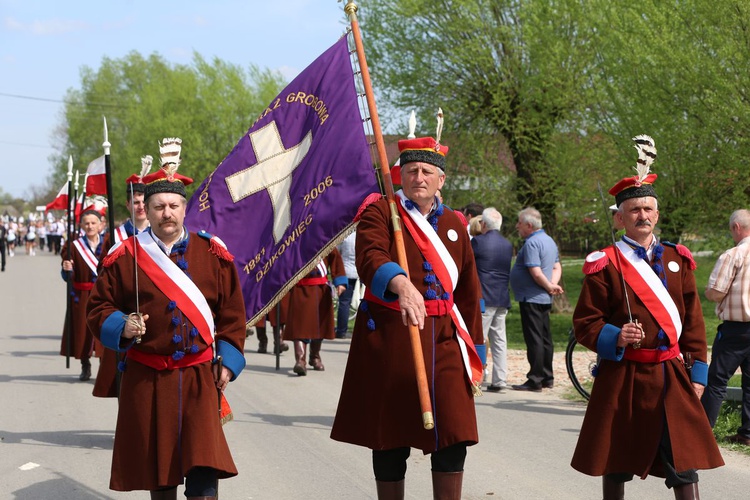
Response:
[186,36,379,323]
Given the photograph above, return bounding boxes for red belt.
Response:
[298,277,328,286]
[73,282,94,291]
[623,343,681,363]
[364,289,453,316]
[127,346,213,370]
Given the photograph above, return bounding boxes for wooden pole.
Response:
[345,0,434,430]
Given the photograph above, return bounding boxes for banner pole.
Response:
[102,116,116,239]
[64,157,74,369]
[345,0,434,430]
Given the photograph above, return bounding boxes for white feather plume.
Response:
[139,155,153,180]
[632,134,657,182]
[435,108,444,147]
[159,137,182,177]
[407,110,417,139]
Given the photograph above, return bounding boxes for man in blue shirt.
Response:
[509,207,563,391]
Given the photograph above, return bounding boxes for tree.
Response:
[360,0,750,249]
[360,0,597,237]
[582,0,750,244]
[50,52,286,221]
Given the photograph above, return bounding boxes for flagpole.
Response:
[345,0,434,430]
[64,156,74,369]
[73,171,80,233]
[102,116,116,239]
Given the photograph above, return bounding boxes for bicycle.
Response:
[565,327,599,401]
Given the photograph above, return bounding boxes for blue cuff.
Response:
[332,276,348,287]
[474,344,487,366]
[596,323,625,361]
[217,340,245,381]
[691,359,708,386]
[371,262,407,302]
[479,298,486,314]
[61,269,71,282]
[100,311,131,352]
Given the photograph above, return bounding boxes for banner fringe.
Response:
[246,222,358,328]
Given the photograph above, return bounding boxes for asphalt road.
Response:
[1,249,749,499]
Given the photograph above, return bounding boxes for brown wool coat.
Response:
[92,231,122,398]
[283,248,345,341]
[59,239,101,360]
[86,232,246,491]
[572,243,724,478]
[331,198,483,453]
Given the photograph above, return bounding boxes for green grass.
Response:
[507,255,722,352]
[713,400,748,450]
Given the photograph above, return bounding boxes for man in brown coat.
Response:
[87,138,246,500]
[331,135,485,500]
[283,247,346,375]
[572,135,723,500]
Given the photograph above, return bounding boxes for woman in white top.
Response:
[25,224,36,256]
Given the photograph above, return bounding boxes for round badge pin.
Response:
[447,229,458,242]
[668,261,680,273]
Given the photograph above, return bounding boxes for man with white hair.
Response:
[471,207,513,392]
[509,207,563,392]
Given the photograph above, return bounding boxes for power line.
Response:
[0,91,131,109]
[0,139,55,150]
[0,92,63,104]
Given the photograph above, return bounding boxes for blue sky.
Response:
[0,0,352,199]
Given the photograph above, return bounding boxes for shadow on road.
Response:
[0,429,114,449]
[476,397,587,418]
[11,474,113,500]
[236,411,334,429]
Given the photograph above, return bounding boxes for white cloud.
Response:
[3,16,88,36]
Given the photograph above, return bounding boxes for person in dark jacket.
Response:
[471,207,513,392]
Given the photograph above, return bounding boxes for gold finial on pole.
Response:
[344,0,358,17]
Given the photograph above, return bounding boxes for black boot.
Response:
[602,476,625,500]
[79,358,92,381]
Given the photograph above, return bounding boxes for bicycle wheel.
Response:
[565,330,598,401]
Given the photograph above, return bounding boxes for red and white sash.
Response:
[114,225,128,244]
[395,191,484,389]
[73,238,99,276]
[604,241,682,344]
[122,232,215,345]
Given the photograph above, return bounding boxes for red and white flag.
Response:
[84,156,107,196]
[45,182,69,212]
